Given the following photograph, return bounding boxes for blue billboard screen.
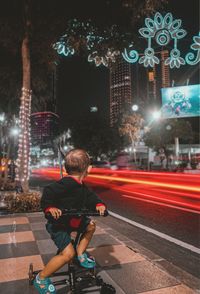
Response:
[161,84,200,118]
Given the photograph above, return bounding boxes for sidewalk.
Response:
[0,212,199,294]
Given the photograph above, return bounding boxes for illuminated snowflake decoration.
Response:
[122,46,139,63]
[139,48,159,67]
[165,48,185,68]
[53,19,101,58]
[88,49,120,67]
[123,12,199,69]
[139,12,187,45]
[54,14,199,69]
[139,12,187,68]
[54,19,132,67]
[185,32,200,65]
[53,40,75,57]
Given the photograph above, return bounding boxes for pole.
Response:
[174,137,179,159]
[58,145,65,178]
[58,146,63,178]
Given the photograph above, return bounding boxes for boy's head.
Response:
[64,149,91,176]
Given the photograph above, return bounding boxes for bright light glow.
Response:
[132,105,139,111]
[0,113,5,122]
[88,174,200,193]
[41,159,48,166]
[166,125,172,130]
[10,127,20,136]
[152,111,161,120]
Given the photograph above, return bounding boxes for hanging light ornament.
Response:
[185,32,200,65]
[122,12,199,69]
[53,19,130,67]
[54,14,199,69]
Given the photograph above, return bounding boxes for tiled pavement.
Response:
[0,212,199,294]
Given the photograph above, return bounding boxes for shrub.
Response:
[4,191,41,213]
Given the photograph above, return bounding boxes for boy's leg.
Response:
[76,221,96,257]
[39,242,75,279]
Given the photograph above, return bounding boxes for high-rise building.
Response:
[161,50,171,88]
[145,50,171,106]
[147,66,157,102]
[31,112,59,147]
[109,56,133,126]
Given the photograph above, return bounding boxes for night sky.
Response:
[56,0,199,130]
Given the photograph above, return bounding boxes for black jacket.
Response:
[41,176,104,224]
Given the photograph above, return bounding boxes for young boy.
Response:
[34,149,106,294]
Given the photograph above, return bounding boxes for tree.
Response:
[143,118,194,167]
[0,0,68,191]
[119,113,144,162]
[70,114,120,159]
[0,0,167,191]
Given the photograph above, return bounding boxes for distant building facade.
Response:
[31,112,59,147]
[109,56,133,127]
[147,66,157,102]
[161,50,171,88]
[145,50,171,106]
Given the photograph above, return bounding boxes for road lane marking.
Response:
[88,174,200,192]
[108,210,200,255]
[122,194,200,214]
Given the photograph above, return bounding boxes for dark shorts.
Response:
[46,217,91,253]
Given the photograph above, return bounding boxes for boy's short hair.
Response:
[64,149,90,175]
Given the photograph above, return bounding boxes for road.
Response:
[30,167,200,278]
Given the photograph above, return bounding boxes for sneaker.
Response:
[77,253,96,269]
[33,274,56,294]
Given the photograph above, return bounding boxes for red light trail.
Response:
[32,167,200,214]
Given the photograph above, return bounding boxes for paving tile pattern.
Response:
[0,212,198,294]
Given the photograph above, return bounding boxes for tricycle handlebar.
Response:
[45,209,109,220]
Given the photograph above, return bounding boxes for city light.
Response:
[132,104,139,112]
[152,110,161,120]
[0,113,5,122]
[10,127,20,136]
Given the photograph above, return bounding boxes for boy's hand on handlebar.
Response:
[49,208,62,219]
[96,205,106,216]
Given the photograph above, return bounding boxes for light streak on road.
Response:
[88,174,200,193]
[32,167,200,213]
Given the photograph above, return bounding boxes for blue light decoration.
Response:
[122,45,139,63]
[88,49,120,67]
[122,12,199,69]
[185,33,200,65]
[54,14,199,69]
[53,19,100,58]
[54,40,75,57]
[53,19,122,67]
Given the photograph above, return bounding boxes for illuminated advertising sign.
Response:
[161,84,200,118]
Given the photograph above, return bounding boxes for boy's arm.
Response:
[41,186,62,219]
[84,185,106,213]
[41,186,55,211]
[96,203,106,215]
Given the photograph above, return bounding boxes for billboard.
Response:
[161,84,200,118]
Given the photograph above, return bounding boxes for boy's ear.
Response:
[87,165,92,173]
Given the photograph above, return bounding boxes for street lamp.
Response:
[152,110,161,120]
[0,113,5,122]
[10,127,20,137]
[132,104,139,112]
